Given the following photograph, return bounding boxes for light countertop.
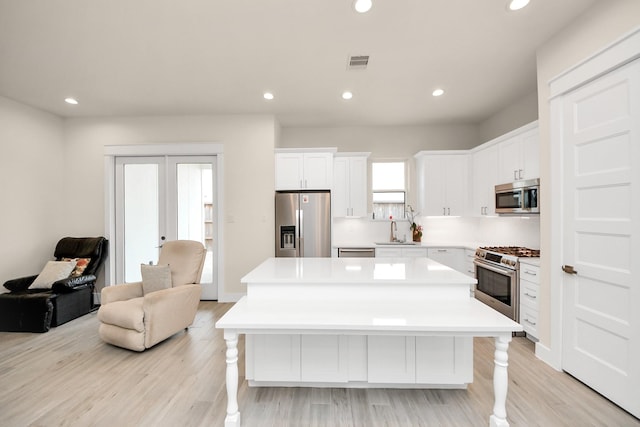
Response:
[334,241,481,250]
[217,296,522,333]
[519,257,540,266]
[241,257,476,286]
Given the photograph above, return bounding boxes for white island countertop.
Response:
[241,257,476,286]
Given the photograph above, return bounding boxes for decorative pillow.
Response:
[62,257,91,277]
[141,264,172,295]
[30,260,77,289]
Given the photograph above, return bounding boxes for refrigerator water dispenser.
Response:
[280,225,296,249]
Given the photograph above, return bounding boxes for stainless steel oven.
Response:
[474,257,519,321]
[474,246,540,322]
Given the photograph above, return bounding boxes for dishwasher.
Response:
[337,248,375,258]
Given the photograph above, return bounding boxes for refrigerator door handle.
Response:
[298,208,303,257]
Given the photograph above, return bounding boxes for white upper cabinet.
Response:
[333,153,369,217]
[415,152,469,216]
[497,126,539,184]
[471,144,498,216]
[275,150,334,190]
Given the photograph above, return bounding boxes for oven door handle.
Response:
[473,259,515,275]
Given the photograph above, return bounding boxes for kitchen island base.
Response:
[246,334,473,388]
[216,257,522,427]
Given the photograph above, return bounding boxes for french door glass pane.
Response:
[176,163,214,284]
[124,164,159,282]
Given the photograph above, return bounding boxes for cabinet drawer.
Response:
[520,306,539,339]
[520,279,539,310]
[520,263,540,284]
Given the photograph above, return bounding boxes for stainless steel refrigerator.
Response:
[275,191,331,257]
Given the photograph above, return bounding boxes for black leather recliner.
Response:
[0,237,108,333]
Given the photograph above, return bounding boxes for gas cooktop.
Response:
[480,246,540,257]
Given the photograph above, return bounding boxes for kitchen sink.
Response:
[374,242,418,246]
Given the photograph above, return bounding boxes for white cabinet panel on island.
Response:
[301,335,349,382]
[250,335,301,382]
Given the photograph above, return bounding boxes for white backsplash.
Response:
[333,215,540,249]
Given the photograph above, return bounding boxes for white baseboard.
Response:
[217,292,245,303]
[535,342,562,371]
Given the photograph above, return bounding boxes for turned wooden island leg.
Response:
[490,334,512,427]
[224,330,241,427]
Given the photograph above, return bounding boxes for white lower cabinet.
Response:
[464,248,476,278]
[427,247,464,272]
[250,334,473,386]
[375,247,428,258]
[519,261,540,341]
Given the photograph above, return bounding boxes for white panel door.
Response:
[561,59,639,418]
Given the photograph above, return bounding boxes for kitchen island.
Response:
[216,257,523,427]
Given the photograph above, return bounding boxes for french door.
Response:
[114,155,218,300]
[560,59,639,417]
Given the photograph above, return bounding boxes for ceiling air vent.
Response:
[347,55,369,70]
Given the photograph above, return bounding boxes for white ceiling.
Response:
[0,0,598,127]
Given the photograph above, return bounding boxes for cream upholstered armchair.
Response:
[98,240,206,351]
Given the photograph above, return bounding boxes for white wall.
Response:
[536,0,640,346]
[478,90,538,143]
[0,96,66,284]
[280,124,479,153]
[63,114,277,299]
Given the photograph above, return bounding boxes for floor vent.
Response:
[348,55,369,70]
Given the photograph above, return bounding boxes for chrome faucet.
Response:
[390,219,397,242]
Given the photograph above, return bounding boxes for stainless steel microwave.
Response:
[495,179,539,214]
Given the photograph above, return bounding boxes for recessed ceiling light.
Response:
[508,0,530,11]
[263,92,274,100]
[64,97,78,105]
[354,0,372,13]
[432,88,445,97]
[342,91,353,100]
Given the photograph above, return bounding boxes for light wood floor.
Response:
[1,301,638,427]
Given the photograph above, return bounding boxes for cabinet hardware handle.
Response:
[437,249,447,252]
[514,170,518,180]
[562,265,578,275]
[524,270,537,276]
[525,319,537,326]
[524,292,536,299]
[447,207,450,215]
[519,169,523,180]
[443,207,446,215]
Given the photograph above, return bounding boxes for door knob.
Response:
[562,265,578,275]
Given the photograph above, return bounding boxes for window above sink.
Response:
[372,161,406,220]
